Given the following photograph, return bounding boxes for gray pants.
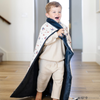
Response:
[37,59,64,99]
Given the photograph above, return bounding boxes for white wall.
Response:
[71,0,82,49]
[82,0,97,62]
[0,0,34,61]
[96,2,100,65]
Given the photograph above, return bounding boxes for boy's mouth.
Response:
[55,17,59,20]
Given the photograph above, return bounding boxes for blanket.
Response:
[10,18,74,100]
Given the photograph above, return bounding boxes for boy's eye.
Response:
[53,11,56,13]
[59,11,61,13]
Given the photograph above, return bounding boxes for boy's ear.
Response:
[45,13,49,18]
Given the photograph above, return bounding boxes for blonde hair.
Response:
[45,1,62,13]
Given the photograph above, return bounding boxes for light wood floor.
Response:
[0,50,100,100]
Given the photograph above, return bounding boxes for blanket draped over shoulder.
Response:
[10,18,74,100]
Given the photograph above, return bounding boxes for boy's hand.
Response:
[57,29,64,37]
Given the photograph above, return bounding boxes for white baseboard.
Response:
[82,52,96,62]
[6,53,34,61]
[96,53,100,65]
[0,47,7,61]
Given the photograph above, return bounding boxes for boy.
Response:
[35,2,78,100]
[10,1,78,100]
[35,2,65,100]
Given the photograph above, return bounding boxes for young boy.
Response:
[10,1,78,100]
[35,2,65,100]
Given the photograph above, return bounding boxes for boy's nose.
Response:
[56,13,59,16]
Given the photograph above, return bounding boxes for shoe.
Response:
[69,97,78,100]
[72,98,78,100]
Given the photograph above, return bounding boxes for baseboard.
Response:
[96,53,100,65]
[6,53,34,61]
[82,52,96,62]
[0,48,7,61]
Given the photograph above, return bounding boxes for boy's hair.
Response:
[45,1,62,13]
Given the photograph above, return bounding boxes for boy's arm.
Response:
[44,32,58,45]
[44,28,64,45]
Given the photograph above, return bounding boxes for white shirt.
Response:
[39,32,65,62]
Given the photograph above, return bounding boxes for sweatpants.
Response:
[37,59,64,99]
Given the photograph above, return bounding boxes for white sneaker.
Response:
[69,97,78,100]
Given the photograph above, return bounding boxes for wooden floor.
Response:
[0,50,100,100]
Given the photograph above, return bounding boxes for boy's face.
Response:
[46,6,62,23]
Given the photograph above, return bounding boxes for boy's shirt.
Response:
[39,32,65,61]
